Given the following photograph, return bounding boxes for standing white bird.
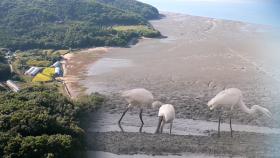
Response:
[155,104,175,134]
[118,88,162,130]
[207,88,276,137]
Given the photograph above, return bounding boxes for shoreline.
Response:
[59,11,280,157]
[59,37,153,98]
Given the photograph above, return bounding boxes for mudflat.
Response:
[67,11,280,157]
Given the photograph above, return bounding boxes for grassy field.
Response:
[42,49,69,55]
[42,68,54,76]
[52,50,69,55]
[112,25,150,31]
[42,49,54,54]
[32,73,51,82]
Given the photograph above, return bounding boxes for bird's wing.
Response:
[121,89,153,105]
[208,89,241,109]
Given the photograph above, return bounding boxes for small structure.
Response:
[30,67,40,76]
[52,61,60,67]
[54,67,60,75]
[54,21,64,24]
[6,80,20,92]
[6,51,13,56]
[25,67,35,75]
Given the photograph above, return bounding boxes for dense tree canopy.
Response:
[0,85,106,158]
[0,0,161,51]
[96,0,159,19]
[0,63,11,81]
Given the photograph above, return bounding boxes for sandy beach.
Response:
[63,11,280,157]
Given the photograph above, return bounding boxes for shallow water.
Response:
[86,151,239,158]
[85,112,280,136]
[87,58,134,76]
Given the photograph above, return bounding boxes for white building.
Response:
[25,67,35,75]
[30,67,40,76]
[6,80,20,92]
[52,61,60,67]
[54,67,60,74]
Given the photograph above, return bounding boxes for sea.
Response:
[137,0,280,28]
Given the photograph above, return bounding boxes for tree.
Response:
[0,85,106,158]
[0,62,11,81]
[0,0,160,50]
[16,58,27,67]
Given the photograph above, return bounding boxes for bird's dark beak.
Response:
[155,116,163,134]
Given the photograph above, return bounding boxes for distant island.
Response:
[0,0,161,51]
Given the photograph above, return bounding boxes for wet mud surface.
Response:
[80,11,280,157]
[86,131,280,157]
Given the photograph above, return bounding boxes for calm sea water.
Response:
[137,0,280,27]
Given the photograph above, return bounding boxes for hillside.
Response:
[0,0,160,51]
[95,0,159,19]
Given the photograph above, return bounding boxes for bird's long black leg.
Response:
[118,122,124,132]
[139,123,143,132]
[139,109,144,125]
[139,109,144,132]
[170,123,173,134]
[155,116,163,134]
[230,117,233,137]
[118,107,129,123]
[218,116,221,137]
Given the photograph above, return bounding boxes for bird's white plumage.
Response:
[207,87,276,137]
[155,104,175,134]
[158,104,175,123]
[207,88,242,110]
[121,88,154,109]
[118,88,162,128]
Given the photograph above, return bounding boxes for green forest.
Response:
[0,0,161,51]
[0,0,161,157]
[0,85,106,158]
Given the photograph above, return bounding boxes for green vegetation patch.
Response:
[53,50,69,55]
[112,25,150,31]
[26,59,52,67]
[32,73,51,82]
[0,62,10,81]
[10,49,61,68]
[42,49,54,54]
[0,0,159,50]
[0,85,106,158]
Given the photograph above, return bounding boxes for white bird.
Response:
[118,88,162,129]
[207,88,276,137]
[155,104,175,134]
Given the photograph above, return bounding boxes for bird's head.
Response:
[152,101,163,109]
[207,99,218,110]
[267,112,277,121]
[262,108,277,121]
